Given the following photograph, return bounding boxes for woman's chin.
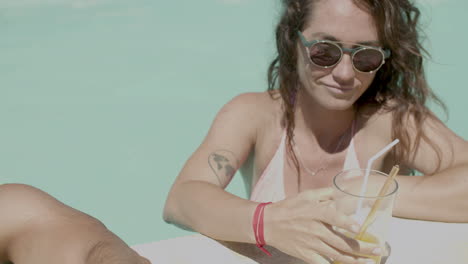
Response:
[299,89,358,111]
[314,96,357,111]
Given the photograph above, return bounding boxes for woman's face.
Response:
[297,0,381,111]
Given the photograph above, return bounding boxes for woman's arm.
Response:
[393,113,468,222]
[164,93,382,264]
[0,183,150,264]
[394,164,468,222]
[163,93,260,244]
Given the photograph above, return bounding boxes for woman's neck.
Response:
[294,91,356,149]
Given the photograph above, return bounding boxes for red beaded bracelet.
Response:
[252,202,272,256]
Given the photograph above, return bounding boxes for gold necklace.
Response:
[293,119,354,177]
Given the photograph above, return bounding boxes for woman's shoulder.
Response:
[358,103,394,139]
[222,91,282,118]
[360,100,432,133]
[226,91,280,105]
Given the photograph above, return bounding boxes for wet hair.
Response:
[267,0,446,177]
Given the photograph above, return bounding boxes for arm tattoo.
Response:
[208,149,239,186]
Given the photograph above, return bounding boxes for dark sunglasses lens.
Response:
[309,42,341,67]
[353,49,384,72]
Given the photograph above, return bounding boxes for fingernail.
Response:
[372,247,382,255]
[351,224,359,233]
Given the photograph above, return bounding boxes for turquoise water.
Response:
[1,0,467,245]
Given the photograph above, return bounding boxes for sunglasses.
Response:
[297,31,391,73]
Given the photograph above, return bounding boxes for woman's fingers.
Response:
[300,187,335,201]
[301,233,377,264]
[316,201,361,234]
[300,221,381,264]
[300,189,363,237]
[274,188,385,264]
[318,224,383,258]
[299,250,335,264]
[312,240,377,264]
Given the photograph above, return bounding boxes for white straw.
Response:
[356,139,400,213]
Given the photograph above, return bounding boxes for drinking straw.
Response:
[355,165,400,240]
[356,139,400,212]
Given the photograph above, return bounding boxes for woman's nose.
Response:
[331,54,355,85]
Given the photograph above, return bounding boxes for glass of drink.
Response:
[332,168,398,264]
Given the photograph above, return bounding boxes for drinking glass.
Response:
[332,169,398,264]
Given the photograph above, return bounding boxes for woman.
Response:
[163,0,468,263]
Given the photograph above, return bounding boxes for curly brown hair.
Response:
[267,0,446,178]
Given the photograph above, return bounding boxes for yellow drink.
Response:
[332,232,382,264]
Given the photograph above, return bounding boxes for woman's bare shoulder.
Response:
[222,91,282,121]
[227,91,280,107]
[358,104,393,139]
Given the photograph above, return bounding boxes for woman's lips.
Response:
[326,85,354,93]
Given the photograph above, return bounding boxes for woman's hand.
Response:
[263,188,382,264]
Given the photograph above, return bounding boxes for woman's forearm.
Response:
[163,180,258,244]
[393,164,468,222]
